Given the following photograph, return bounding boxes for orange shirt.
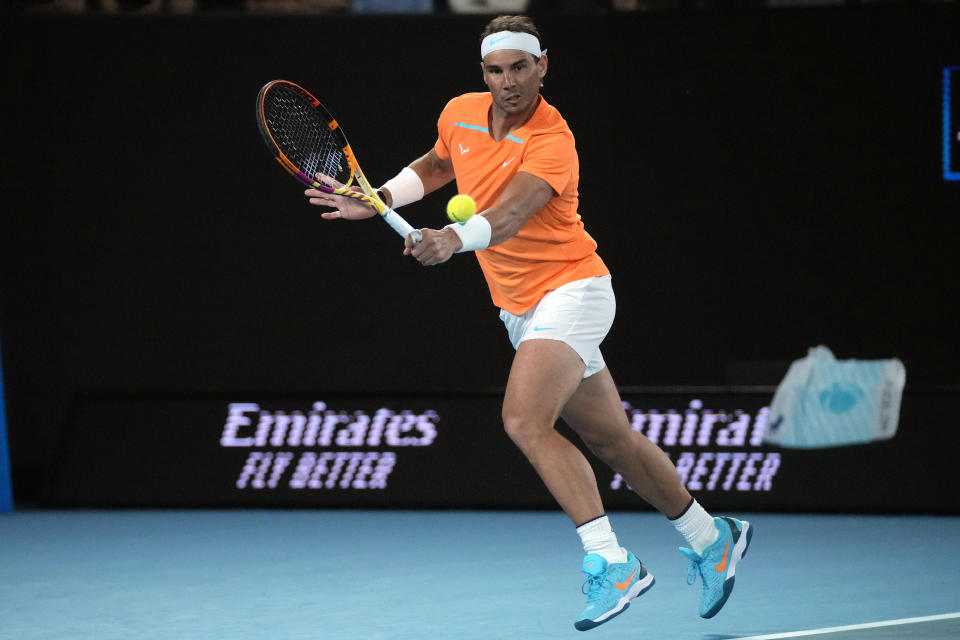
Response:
[434,92,609,315]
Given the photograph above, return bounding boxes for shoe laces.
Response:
[581,573,609,600]
[680,548,703,586]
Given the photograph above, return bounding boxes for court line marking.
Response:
[732,612,960,639]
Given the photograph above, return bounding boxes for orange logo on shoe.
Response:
[713,541,730,573]
[586,562,594,568]
[615,569,637,590]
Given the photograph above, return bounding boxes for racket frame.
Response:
[256,80,420,241]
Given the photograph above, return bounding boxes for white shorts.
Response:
[499,275,615,379]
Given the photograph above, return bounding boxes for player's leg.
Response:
[501,340,654,631]
[560,367,690,517]
[501,338,601,526]
[562,367,754,619]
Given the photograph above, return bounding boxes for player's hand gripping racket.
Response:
[256,79,421,243]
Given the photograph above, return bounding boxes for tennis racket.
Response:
[256,79,421,243]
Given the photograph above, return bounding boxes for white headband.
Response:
[480,31,546,60]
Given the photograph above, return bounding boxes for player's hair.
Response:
[479,15,544,86]
[479,15,541,46]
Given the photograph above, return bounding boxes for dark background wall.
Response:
[1,6,958,502]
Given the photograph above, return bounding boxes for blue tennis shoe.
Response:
[680,516,753,618]
[574,551,655,631]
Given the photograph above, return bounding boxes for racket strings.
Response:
[263,85,349,188]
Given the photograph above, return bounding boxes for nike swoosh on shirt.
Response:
[713,541,730,573]
[502,158,515,168]
[615,569,638,591]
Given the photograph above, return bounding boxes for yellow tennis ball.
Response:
[446,194,476,224]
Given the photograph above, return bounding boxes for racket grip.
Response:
[381,207,421,244]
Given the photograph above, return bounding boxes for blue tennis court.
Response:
[1,510,957,639]
[3,5,960,640]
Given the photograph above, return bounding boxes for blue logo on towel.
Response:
[818,383,864,413]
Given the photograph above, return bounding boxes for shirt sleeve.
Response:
[518,129,575,196]
[433,98,457,161]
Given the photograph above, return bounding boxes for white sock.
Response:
[671,499,719,556]
[576,515,628,564]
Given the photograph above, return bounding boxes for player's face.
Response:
[481,50,547,118]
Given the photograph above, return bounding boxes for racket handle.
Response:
[381,207,421,244]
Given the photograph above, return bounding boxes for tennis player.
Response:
[306,15,753,631]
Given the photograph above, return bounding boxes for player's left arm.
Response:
[480,171,554,245]
[406,171,552,265]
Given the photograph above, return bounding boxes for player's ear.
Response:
[537,54,548,81]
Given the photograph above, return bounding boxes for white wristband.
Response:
[445,215,491,252]
[380,166,424,209]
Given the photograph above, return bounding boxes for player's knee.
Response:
[501,410,530,447]
[501,408,546,451]
[582,431,632,468]
[583,436,618,466]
